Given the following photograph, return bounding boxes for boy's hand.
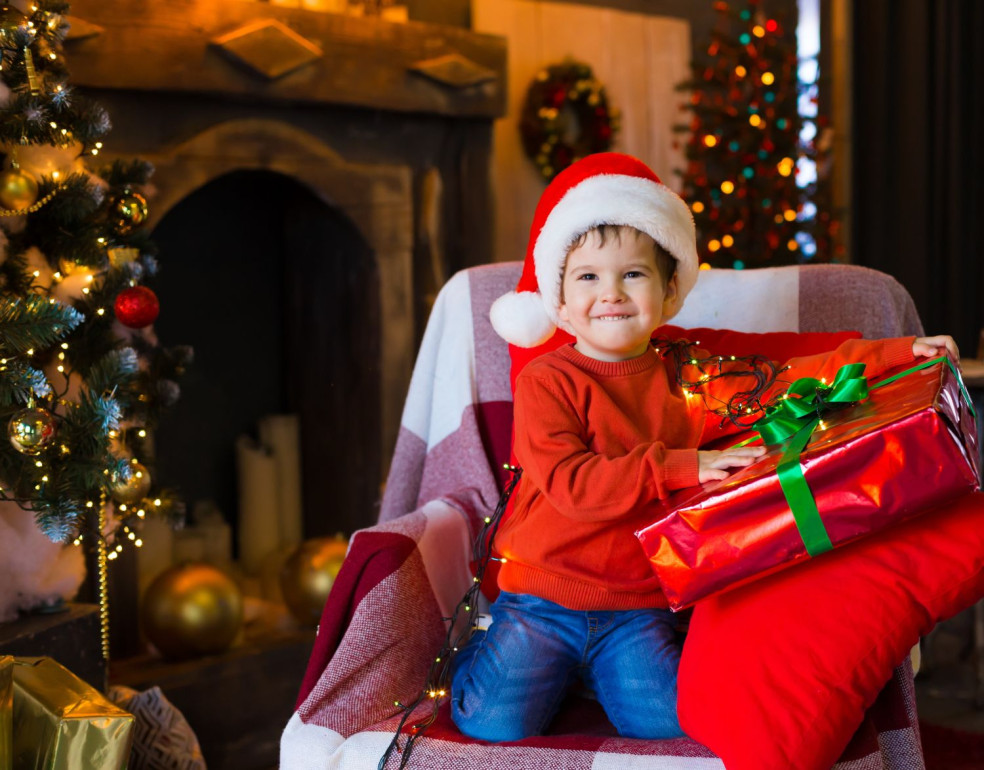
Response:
[912,335,959,360]
[698,445,766,483]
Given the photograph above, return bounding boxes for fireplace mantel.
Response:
[64,0,507,118]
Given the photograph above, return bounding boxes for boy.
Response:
[451,153,956,742]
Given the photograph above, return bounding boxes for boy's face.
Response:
[558,229,678,362]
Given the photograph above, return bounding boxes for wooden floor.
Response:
[916,606,984,734]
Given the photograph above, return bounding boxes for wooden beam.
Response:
[65,0,507,118]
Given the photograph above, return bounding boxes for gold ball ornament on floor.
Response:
[280,536,349,626]
[110,460,152,504]
[109,190,149,234]
[0,166,39,211]
[8,406,56,455]
[141,562,244,660]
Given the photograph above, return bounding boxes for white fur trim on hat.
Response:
[489,290,556,348]
[533,174,698,327]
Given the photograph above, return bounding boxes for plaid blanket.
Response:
[282,262,926,769]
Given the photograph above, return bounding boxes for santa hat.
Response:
[490,152,698,348]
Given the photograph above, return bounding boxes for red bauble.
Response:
[114,286,160,328]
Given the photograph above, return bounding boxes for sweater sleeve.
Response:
[774,336,916,387]
[513,372,698,523]
[696,337,916,446]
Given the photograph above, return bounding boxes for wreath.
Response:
[520,60,619,182]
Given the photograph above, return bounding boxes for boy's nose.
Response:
[601,281,626,302]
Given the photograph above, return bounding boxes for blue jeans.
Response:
[450,591,683,742]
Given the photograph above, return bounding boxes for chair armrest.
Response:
[294,501,474,738]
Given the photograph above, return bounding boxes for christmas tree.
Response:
[674,0,836,268]
[0,2,186,592]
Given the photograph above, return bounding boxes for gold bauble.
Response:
[279,536,348,626]
[141,562,244,660]
[110,190,149,234]
[8,406,56,455]
[0,166,39,211]
[110,460,152,504]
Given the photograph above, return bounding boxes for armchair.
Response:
[282,262,929,769]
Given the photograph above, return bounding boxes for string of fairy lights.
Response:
[377,466,522,770]
[655,338,789,427]
[676,0,834,268]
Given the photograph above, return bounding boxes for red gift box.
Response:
[636,357,980,610]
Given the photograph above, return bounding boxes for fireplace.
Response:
[65,0,506,539]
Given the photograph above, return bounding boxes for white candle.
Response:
[259,414,304,548]
[236,437,280,575]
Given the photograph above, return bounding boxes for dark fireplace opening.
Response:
[152,168,381,551]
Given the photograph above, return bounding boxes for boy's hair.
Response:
[564,225,677,289]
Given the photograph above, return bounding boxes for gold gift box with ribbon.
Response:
[13,657,133,770]
[1,655,12,770]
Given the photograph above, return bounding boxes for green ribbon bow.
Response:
[753,362,870,557]
[747,356,973,557]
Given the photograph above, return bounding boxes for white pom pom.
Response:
[489,291,556,348]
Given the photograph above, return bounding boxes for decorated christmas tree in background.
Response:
[674,0,837,268]
[0,1,187,638]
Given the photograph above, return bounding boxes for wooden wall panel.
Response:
[472,0,690,264]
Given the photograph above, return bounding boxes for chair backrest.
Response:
[379,261,924,527]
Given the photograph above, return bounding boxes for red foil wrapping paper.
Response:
[636,359,980,610]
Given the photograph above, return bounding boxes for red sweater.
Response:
[497,337,917,611]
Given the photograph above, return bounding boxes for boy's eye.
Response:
[576,273,597,281]
[624,271,647,279]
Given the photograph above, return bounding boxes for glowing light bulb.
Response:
[761,71,775,85]
[708,239,721,252]
[692,201,705,213]
[720,181,735,194]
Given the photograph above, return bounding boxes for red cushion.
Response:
[508,326,862,394]
[678,492,984,770]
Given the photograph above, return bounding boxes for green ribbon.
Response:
[753,362,870,556]
[747,355,972,557]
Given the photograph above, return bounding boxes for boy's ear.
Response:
[557,300,569,323]
[662,273,680,312]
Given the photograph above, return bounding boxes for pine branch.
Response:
[85,347,139,397]
[0,294,83,353]
[0,360,52,405]
[100,159,155,188]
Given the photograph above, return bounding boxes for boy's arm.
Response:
[775,336,916,387]
[513,374,699,523]
[696,337,917,446]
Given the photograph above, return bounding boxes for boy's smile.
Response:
[557,228,678,362]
